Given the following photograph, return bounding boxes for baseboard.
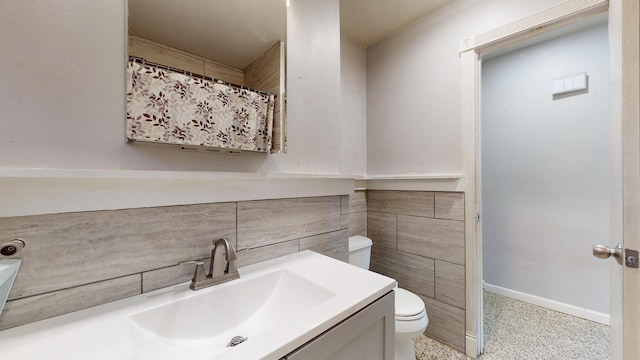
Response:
[466,332,479,359]
[483,282,610,325]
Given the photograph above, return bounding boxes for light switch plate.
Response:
[552,72,587,95]
[572,73,587,91]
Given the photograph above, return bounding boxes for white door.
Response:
[462,0,639,358]
[604,0,640,358]
[593,0,640,358]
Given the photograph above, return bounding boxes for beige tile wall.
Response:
[348,190,367,236]
[237,196,341,249]
[357,190,466,352]
[128,36,245,85]
[244,42,286,153]
[0,195,347,330]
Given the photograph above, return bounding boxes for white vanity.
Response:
[0,251,396,360]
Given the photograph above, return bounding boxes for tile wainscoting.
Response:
[348,190,367,236]
[349,190,466,352]
[0,195,348,330]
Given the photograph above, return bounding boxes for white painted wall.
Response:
[365,0,565,176]
[340,33,367,176]
[481,22,610,314]
[0,0,348,176]
[264,0,343,175]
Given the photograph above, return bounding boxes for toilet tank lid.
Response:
[348,235,372,251]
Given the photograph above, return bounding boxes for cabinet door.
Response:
[285,292,394,360]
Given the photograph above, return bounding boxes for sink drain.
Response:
[227,335,248,347]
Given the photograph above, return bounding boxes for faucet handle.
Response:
[179,260,207,284]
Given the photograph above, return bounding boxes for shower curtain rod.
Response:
[128,56,277,98]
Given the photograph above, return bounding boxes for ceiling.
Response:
[340,0,454,47]
[128,0,286,69]
[128,0,452,69]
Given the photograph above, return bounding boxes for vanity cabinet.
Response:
[283,291,394,360]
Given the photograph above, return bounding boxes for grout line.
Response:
[435,258,466,267]
[8,272,144,302]
[242,229,345,252]
[432,193,437,219]
[433,263,438,301]
[240,238,299,251]
[395,213,399,250]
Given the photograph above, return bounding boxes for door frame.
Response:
[618,1,640,359]
[459,0,623,358]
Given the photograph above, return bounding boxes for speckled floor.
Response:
[414,291,609,360]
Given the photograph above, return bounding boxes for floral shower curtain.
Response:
[126,60,275,152]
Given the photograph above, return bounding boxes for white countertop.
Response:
[0,251,396,360]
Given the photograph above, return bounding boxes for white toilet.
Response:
[348,235,428,360]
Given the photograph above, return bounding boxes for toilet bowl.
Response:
[395,287,429,359]
[348,236,429,360]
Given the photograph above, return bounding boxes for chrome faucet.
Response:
[180,238,240,290]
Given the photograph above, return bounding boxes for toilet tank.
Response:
[348,236,373,270]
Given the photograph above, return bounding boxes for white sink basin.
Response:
[129,269,335,358]
[0,251,395,360]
